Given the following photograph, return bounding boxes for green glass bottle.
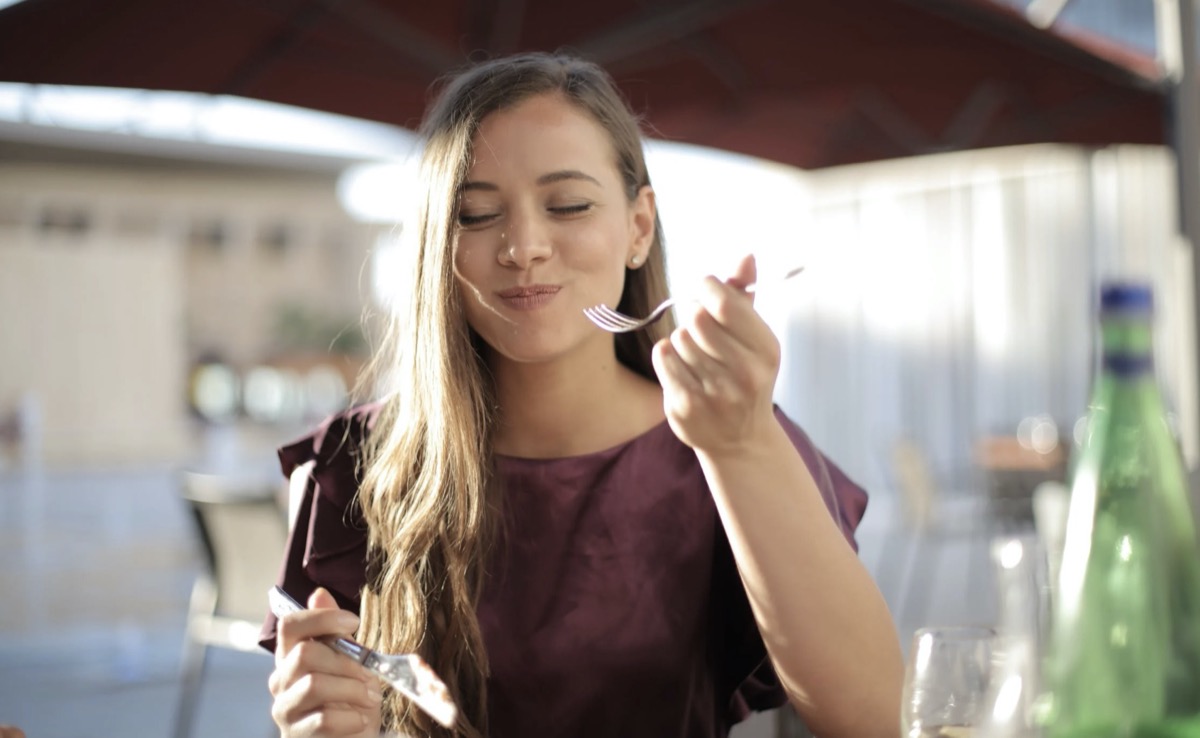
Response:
[1041,283,1200,738]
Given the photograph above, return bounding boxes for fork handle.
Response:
[322,634,371,664]
[745,265,805,292]
[269,585,372,664]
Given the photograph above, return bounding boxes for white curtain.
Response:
[651,141,1191,500]
[757,144,1191,497]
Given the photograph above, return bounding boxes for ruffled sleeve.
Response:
[775,408,868,553]
[257,402,382,653]
[719,407,870,722]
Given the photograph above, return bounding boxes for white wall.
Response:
[0,160,376,466]
[0,229,186,464]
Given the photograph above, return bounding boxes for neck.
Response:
[487,344,664,459]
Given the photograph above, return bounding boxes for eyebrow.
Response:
[537,170,601,186]
[460,169,602,192]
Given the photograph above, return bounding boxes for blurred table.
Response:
[974,436,1067,526]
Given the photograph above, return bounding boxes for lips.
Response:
[497,284,561,310]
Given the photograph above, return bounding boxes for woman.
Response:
[262,52,903,738]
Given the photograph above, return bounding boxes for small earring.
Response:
[629,254,641,266]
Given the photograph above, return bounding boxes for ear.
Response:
[627,185,656,265]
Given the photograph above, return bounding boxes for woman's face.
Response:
[452,92,655,367]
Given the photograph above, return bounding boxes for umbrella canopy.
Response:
[0,0,1168,169]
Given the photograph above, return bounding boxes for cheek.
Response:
[563,221,628,268]
[451,240,504,336]
[453,237,494,289]
[452,236,474,276]
[453,276,490,340]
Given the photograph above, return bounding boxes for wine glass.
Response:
[902,625,996,738]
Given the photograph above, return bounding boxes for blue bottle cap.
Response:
[1100,282,1153,315]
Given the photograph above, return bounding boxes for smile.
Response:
[497,284,561,310]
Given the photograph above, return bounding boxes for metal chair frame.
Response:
[173,471,287,738]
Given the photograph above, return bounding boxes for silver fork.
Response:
[584,265,806,333]
[267,586,459,728]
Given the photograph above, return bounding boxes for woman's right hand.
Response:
[269,587,384,737]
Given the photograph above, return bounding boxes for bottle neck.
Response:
[1100,313,1154,377]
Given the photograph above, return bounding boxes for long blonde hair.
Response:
[355,52,674,737]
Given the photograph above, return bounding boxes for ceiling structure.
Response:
[0,0,1169,169]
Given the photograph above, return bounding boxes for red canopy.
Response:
[0,0,1168,169]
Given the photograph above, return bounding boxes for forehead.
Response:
[467,93,618,180]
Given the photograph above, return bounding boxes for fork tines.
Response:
[582,305,640,332]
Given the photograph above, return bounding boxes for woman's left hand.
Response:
[652,253,781,456]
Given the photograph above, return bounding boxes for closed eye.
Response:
[458,212,499,228]
[549,203,592,217]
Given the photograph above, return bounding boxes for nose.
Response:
[499,208,552,268]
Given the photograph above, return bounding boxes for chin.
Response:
[491,342,568,366]
[486,329,587,365]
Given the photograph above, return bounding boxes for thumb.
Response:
[308,586,340,611]
[726,253,757,297]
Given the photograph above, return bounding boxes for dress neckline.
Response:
[494,417,675,465]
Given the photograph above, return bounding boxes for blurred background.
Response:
[0,0,1193,736]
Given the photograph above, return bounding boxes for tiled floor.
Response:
[0,464,277,738]
[0,459,1001,738]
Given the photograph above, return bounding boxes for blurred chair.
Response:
[878,438,993,633]
[173,470,287,738]
[776,706,817,737]
[976,418,1068,527]
[1031,479,1069,586]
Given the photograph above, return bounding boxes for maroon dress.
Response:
[260,402,868,738]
